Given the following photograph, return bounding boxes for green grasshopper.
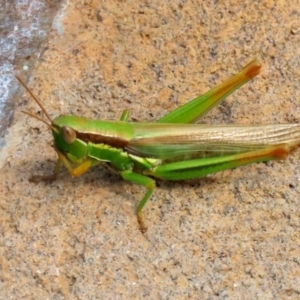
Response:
[17,60,300,232]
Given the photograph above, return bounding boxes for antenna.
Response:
[16,76,53,124]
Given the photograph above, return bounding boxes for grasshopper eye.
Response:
[62,126,76,144]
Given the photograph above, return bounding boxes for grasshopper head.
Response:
[52,116,88,163]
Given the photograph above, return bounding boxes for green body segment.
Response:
[52,115,300,179]
[52,113,298,202]
[19,60,300,232]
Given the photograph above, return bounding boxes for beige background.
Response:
[1,0,300,299]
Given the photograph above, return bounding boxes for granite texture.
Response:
[1,0,300,299]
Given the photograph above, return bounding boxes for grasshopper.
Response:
[17,60,300,232]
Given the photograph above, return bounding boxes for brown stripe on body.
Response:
[76,131,129,148]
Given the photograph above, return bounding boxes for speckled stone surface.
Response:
[1,1,300,299]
